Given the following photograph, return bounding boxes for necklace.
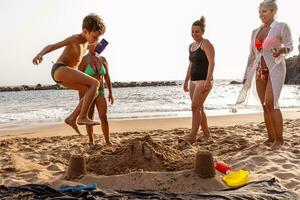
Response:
[192,39,203,51]
[195,38,203,45]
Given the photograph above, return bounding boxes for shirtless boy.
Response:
[33,13,106,133]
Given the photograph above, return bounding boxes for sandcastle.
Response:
[65,155,87,179]
[194,150,215,178]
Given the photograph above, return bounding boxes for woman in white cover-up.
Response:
[237,0,293,150]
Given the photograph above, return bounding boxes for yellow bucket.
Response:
[222,170,249,187]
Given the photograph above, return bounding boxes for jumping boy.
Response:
[32,13,105,133]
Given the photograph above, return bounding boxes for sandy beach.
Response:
[0,110,299,196]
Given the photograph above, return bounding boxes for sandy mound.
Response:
[87,135,187,175]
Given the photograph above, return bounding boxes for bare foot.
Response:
[77,118,100,126]
[65,117,81,135]
[178,134,197,144]
[105,141,113,146]
[89,140,95,147]
[263,138,274,146]
[270,141,284,150]
[197,133,211,142]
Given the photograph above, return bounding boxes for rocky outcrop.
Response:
[0,84,64,92]
[285,56,300,85]
[284,37,300,85]
[0,81,179,92]
[229,80,242,84]
[111,81,178,88]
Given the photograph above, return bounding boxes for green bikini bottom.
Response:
[97,88,104,97]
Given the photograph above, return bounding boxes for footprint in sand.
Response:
[2,178,28,186]
[284,179,300,190]
[18,172,38,180]
[271,157,287,164]
[40,153,50,161]
[242,163,257,171]
[264,166,279,173]
[19,147,35,153]
[273,172,297,180]
[248,156,269,165]
[47,164,64,172]
[244,150,259,156]
[281,163,297,170]
[230,161,247,170]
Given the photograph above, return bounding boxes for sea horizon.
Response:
[0,78,242,88]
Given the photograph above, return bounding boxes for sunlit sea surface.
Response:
[0,80,299,129]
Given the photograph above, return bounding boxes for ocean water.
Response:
[0,80,299,128]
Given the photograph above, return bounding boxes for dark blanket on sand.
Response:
[0,178,299,200]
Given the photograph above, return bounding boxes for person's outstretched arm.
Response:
[32,35,77,65]
[273,23,293,57]
[102,57,114,104]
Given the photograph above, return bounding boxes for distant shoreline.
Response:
[0,80,182,92]
[1,79,299,92]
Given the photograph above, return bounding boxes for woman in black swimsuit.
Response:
[182,16,215,143]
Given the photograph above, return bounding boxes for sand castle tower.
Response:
[66,155,87,179]
[194,150,215,178]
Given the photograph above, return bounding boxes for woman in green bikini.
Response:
[78,43,114,146]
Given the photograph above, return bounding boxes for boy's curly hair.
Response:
[82,13,106,35]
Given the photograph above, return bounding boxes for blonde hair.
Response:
[260,0,278,12]
[192,16,206,32]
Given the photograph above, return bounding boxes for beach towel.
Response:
[0,178,298,200]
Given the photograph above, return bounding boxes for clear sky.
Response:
[0,0,299,86]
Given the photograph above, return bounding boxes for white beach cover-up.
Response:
[236,21,293,109]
